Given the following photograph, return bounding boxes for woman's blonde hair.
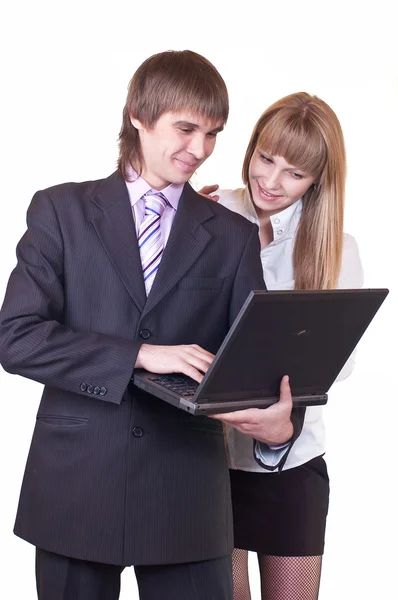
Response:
[242,92,345,290]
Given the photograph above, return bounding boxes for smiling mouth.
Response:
[175,158,198,171]
[258,183,282,199]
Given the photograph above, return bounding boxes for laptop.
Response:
[133,288,389,415]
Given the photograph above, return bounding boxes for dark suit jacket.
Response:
[0,172,270,566]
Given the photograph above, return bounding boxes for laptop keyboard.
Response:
[148,374,199,397]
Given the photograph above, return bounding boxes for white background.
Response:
[0,2,397,598]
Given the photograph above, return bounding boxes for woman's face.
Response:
[248,149,316,218]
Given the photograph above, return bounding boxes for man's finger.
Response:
[188,345,215,362]
[179,365,204,384]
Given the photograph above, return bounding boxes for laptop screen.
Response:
[196,289,388,400]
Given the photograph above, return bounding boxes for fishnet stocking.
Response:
[232,549,322,600]
[232,549,251,600]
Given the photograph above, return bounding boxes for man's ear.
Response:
[130,116,145,131]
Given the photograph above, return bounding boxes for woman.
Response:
[200,92,363,600]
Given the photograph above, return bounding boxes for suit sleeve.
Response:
[0,190,141,405]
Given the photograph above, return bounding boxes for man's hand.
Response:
[210,375,294,445]
[198,184,220,201]
[135,344,215,383]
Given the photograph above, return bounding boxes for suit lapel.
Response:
[91,172,147,312]
[142,183,214,316]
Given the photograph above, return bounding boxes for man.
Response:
[0,50,298,599]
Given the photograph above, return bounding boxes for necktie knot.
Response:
[142,191,168,217]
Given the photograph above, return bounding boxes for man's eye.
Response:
[179,128,193,134]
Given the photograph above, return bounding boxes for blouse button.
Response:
[277,229,283,235]
[274,218,280,224]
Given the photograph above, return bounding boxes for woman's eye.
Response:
[260,154,272,163]
[292,172,303,179]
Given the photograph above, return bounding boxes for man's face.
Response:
[131,112,224,190]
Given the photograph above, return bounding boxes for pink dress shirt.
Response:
[124,168,183,247]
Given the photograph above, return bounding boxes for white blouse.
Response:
[218,189,364,472]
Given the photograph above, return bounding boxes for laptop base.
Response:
[133,375,327,414]
[179,394,328,415]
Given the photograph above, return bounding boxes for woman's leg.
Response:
[232,548,251,600]
[257,554,322,600]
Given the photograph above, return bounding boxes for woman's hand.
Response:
[209,375,293,445]
[198,184,220,201]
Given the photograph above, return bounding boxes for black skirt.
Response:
[230,456,329,557]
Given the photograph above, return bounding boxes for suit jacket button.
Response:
[93,386,101,395]
[139,329,151,339]
[99,387,107,396]
[80,383,87,392]
[132,427,143,437]
[87,385,93,393]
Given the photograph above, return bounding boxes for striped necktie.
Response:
[138,191,168,295]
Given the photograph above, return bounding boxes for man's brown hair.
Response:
[118,50,229,180]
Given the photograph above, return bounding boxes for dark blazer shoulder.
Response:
[207,195,256,229]
[36,176,107,205]
[184,183,258,235]
[30,172,128,220]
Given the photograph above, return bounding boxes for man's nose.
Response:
[187,134,207,160]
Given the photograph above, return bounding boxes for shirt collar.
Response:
[124,166,183,211]
[268,198,302,239]
[251,197,303,254]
